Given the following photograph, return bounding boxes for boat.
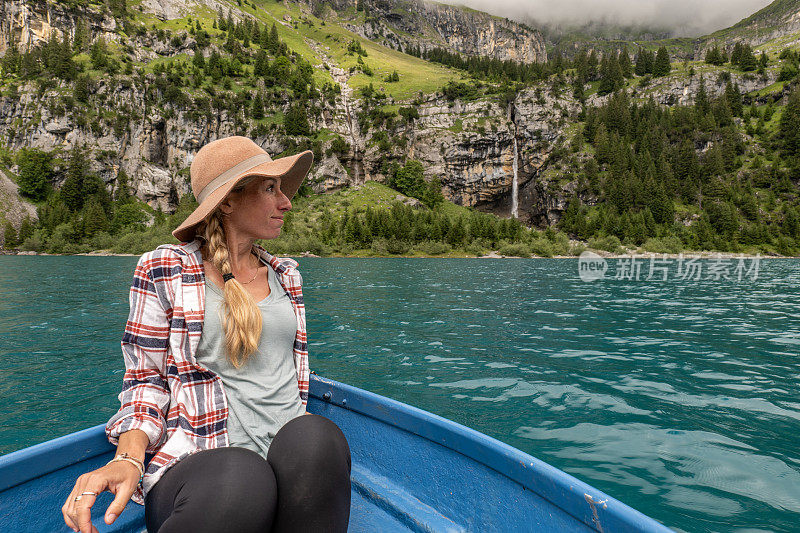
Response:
[0,373,672,532]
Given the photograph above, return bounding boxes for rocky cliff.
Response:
[326,0,547,63]
[0,0,118,56]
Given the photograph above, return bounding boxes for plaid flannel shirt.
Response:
[105,239,309,505]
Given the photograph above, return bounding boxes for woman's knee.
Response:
[147,447,277,533]
[269,414,351,472]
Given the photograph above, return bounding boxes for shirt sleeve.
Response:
[105,252,172,454]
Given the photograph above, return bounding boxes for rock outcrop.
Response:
[326,0,547,63]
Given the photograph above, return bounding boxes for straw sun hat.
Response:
[172,136,313,242]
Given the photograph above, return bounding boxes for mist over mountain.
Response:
[437,0,774,37]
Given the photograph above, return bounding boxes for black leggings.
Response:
[144,414,351,533]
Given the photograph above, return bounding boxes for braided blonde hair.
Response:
[197,180,263,368]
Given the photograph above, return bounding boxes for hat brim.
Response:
[172,150,313,243]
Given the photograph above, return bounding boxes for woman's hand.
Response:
[62,461,140,533]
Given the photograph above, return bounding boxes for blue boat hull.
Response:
[0,374,671,532]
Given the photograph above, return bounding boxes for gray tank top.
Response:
[195,263,306,460]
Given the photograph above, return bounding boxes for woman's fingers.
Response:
[74,483,104,533]
[64,472,109,533]
[104,477,138,525]
[62,474,86,532]
[63,463,140,532]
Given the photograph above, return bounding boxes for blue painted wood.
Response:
[0,374,672,532]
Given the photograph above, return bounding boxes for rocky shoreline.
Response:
[0,248,792,259]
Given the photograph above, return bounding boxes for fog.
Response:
[436,0,775,37]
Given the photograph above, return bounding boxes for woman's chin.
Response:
[259,229,281,241]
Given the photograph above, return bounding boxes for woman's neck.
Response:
[226,236,257,273]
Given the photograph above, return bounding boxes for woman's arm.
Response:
[115,428,149,463]
[105,252,172,454]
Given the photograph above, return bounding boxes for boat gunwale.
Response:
[309,374,673,533]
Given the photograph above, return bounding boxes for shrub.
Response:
[20,230,44,253]
[463,240,488,256]
[569,243,587,256]
[642,236,683,254]
[374,237,410,255]
[529,238,554,257]
[414,241,451,255]
[589,235,624,254]
[498,242,531,257]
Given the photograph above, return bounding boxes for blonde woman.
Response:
[62,136,351,533]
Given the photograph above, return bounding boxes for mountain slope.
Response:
[703,0,800,48]
[319,0,547,63]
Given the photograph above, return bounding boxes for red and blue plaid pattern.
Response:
[105,239,309,505]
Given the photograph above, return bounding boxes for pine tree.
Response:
[17,148,54,201]
[18,216,34,244]
[83,198,109,237]
[705,46,725,66]
[731,43,744,66]
[114,169,131,202]
[61,145,90,212]
[739,45,758,71]
[779,86,800,158]
[1,43,21,75]
[598,53,624,95]
[3,222,18,248]
[618,46,633,78]
[58,32,77,80]
[597,54,614,95]
[649,182,675,224]
[252,92,264,120]
[90,37,109,71]
[785,207,800,239]
[725,81,743,117]
[269,23,279,54]
[284,104,310,136]
[446,217,466,247]
[653,47,670,77]
[712,97,733,127]
[586,50,598,80]
[254,50,268,76]
[635,47,647,76]
[73,19,88,52]
[695,75,710,115]
[193,49,205,70]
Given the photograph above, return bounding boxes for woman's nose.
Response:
[278,190,292,211]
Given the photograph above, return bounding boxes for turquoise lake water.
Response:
[0,255,798,532]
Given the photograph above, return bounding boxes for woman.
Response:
[62,136,352,533]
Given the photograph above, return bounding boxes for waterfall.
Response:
[511,137,519,218]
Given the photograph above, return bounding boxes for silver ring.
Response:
[74,491,98,502]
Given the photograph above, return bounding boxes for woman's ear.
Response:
[219,196,235,215]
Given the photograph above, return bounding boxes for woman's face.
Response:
[220,176,292,241]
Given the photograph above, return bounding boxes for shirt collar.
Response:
[179,239,298,274]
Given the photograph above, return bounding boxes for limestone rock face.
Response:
[330,0,547,63]
[0,0,118,56]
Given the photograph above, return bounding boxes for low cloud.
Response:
[436,0,774,37]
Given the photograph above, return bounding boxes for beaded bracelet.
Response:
[107,453,145,488]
